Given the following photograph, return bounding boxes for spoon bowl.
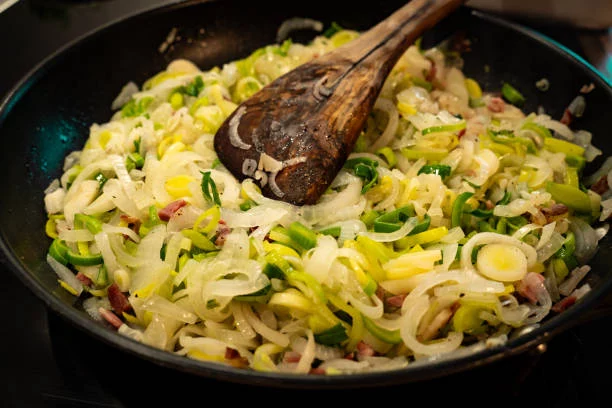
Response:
[213,0,464,205]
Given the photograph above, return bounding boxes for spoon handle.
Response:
[214,0,465,205]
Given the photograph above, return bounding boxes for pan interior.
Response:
[1,0,611,387]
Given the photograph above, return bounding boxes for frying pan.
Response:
[1,0,611,389]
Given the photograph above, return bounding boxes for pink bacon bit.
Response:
[107,282,132,315]
[552,295,577,313]
[225,347,249,368]
[76,272,93,287]
[386,294,406,308]
[99,307,123,329]
[120,214,142,237]
[158,199,187,221]
[282,351,302,363]
[487,96,506,113]
[560,108,573,126]
[356,341,377,357]
[214,220,231,246]
[516,272,547,304]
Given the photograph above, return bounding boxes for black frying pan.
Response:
[1,0,612,390]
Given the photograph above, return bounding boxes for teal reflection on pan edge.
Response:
[31,115,84,180]
[526,26,612,86]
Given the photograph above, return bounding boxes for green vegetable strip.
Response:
[314,323,349,346]
[200,171,221,206]
[408,214,431,236]
[451,192,474,229]
[417,163,452,178]
[501,82,525,106]
[74,213,103,234]
[421,122,466,136]
[287,221,318,250]
[65,250,103,266]
[545,182,591,213]
[362,316,401,344]
[265,250,326,304]
[49,239,70,265]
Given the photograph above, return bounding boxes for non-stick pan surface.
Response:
[1,0,612,389]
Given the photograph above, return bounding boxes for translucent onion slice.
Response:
[142,294,198,324]
[46,254,84,296]
[399,295,463,356]
[358,217,418,242]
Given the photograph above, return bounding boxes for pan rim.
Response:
[1,1,612,388]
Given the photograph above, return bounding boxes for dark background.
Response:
[1,1,612,407]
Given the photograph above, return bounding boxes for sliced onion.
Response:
[569,216,599,263]
[369,98,399,152]
[228,106,252,150]
[46,254,84,296]
[142,294,198,324]
[358,217,417,242]
[399,295,463,356]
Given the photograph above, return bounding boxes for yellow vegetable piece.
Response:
[330,30,360,47]
[98,130,112,149]
[122,312,140,325]
[187,349,226,363]
[383,249,442,280]
[252,343,284,372]
[262,241,301,259]
[268,288,316,314]
[169,92,184,110]
[45,218,58,239]
[193,206,221,235]
[476,243,528,282]
[58,280,79,296]
[395,226,448,250]
[464,78,483,99]
[165,174,195,198]
[397,101,417,116]
[544,137,585,157]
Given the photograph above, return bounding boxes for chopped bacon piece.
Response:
[158,199,187,221]
[417,305,457,341]
[552,295,577,313]
[107,283,132,315]
[120,214,142,237]
[540,203,569,223]
[224,347,249,368]
[591,175,609,195]
[487,96,506,113]
[425,59,437,83]
[282,351,302,363]
[516,272,547,304]
[580,83,595,94]
[120,215,140,224]
[386,294,406,308]
[309,367,326,375]
[225,347,240,359]
[560,108,573,125]
[76,272,92,287]
[457,128,466,138]
[356,341,377,357]
[214,220,231,246]
[343,351,356,360]
[99,307,123,329]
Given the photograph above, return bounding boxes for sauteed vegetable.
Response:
[43,23,611,374]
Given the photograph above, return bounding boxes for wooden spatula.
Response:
[214,0,465,205]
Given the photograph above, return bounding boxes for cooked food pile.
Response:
[43,23,611,374]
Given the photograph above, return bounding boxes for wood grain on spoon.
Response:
[213,0,465,205]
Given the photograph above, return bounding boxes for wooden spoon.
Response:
[214,0,465,205]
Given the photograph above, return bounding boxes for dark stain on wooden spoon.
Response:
[214,0,465,205]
